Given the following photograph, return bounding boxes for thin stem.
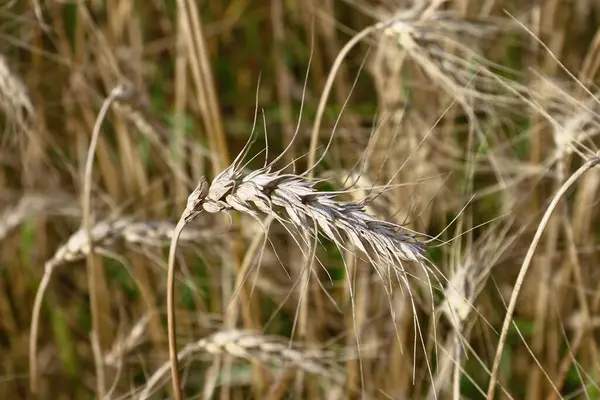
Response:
[81,85,125,398]
[29,261,53,393]
[486,156,600,399]
[167,217,188,400]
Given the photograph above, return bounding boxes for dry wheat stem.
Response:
[167,217,187,399]
[487,156,600,399]
[139,330,345,399]
[29,83,126,394]
[80,84,129,398]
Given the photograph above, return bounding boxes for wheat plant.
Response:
[165,140,437,397]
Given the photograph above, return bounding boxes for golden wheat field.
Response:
[3,1,600,399]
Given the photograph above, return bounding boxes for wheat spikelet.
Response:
[138,330,345,399]
[427,219,520,400]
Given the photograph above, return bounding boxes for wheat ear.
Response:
[140,329,344,399]
[166,154,429,394]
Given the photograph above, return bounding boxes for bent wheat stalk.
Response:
[167,156,429,395]
[487,155,600,399]
[80,83,130,398]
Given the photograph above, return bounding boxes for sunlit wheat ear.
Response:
[139,329,347,399]
[29,218,201,392]
[166,155,430,394]
[193,165,425,263]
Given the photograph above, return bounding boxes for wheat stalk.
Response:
[138,329,345,399]
[487,155,600,399]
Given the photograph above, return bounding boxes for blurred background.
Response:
[2,0,600,399]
